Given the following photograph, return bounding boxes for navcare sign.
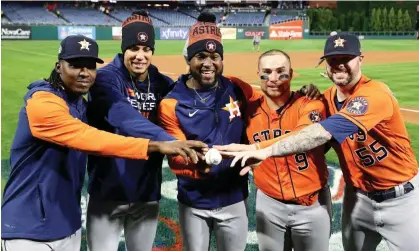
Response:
[269,20,303,40]
[160,27,189,40]
[1,25,31,40]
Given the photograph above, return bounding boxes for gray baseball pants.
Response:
[256,188,331,251]
[86,196,159,251]
[342,173,419,251]
[1,229,81,251]
[178,200,248,251]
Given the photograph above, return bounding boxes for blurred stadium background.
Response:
[1,1,419,251]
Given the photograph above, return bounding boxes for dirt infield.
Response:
[103,51,419,124]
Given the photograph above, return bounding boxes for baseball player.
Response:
[219,34,419,251]
[159,18,251,251]
[85,10,203,251]
[217,50,331,251]
[183,11,220,73]
[252,33,261,52]
[1,35,206,251]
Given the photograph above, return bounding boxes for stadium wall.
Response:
[1,23,417,41]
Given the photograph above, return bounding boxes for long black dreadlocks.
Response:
[44,63,64,90]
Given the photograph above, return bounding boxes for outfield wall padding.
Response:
[6,25,416,41]
[31,26,58,40]
[96,27,112,40]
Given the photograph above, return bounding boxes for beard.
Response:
[327,65,354,86]
[190,67,223,89]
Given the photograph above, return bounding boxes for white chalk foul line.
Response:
[400,108,419,113]
[251,85,419,113]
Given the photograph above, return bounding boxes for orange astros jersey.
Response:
[246,91,328,205]
[323,75,418,192]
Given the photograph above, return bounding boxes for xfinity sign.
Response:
[160,27,189,40]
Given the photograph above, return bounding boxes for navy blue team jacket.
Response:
[161,75,249,209]
[2,81,87,240]
[87,54,175,203]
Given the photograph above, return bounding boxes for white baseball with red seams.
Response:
[205,148,222,166]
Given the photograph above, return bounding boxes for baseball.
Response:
[205,148,222,166]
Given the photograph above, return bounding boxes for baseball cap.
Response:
[320,34,361,59]
[58,35,104,63]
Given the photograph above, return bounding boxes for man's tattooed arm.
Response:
[267,123,332,157]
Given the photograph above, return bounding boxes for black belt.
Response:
[358,182,415,203]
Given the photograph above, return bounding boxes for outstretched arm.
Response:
[268,123,331,157]
[226,123,332,175]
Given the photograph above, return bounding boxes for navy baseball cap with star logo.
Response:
[320,34,361,59]
[58,35,104,63]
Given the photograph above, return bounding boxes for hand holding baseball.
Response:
[205,148,222,166]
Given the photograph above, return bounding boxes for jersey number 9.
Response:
[295,153,309,171]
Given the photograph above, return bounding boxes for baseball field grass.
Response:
[1,39,418,251]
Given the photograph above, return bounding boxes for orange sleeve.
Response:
[227,76,262,102]
[338,91,393,133]
[158,98,202,179]
[26,91,149,160]
[295,99,327,130]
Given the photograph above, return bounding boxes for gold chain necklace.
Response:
[129,73,151,111]
[189,79,218,103]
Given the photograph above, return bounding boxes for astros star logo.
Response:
[334,37,346,48]
[222,96,241,121]
[78,39,91,51]
[350,101,363,110]
[206,41,216,52]
[309,111,322,123]
[137,32,148,42]
[346,97,368,115]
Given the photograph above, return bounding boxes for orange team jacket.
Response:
[230,77,329,205]
[322,75,418,192]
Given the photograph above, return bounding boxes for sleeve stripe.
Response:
[339,113,368,133]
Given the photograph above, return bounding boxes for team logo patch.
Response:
[346,97,368,115]
[206,41,216,52]
[309,111,322,123]
[137,32,148,42]
[222,96,241,121]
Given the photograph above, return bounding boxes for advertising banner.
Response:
[58,26,96,40]
[236,27,269,39]
[220,27,237,39]
[269,20,303,40]
[112,26,122,40]
[160,27,189,40]
[1,25,31,40]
